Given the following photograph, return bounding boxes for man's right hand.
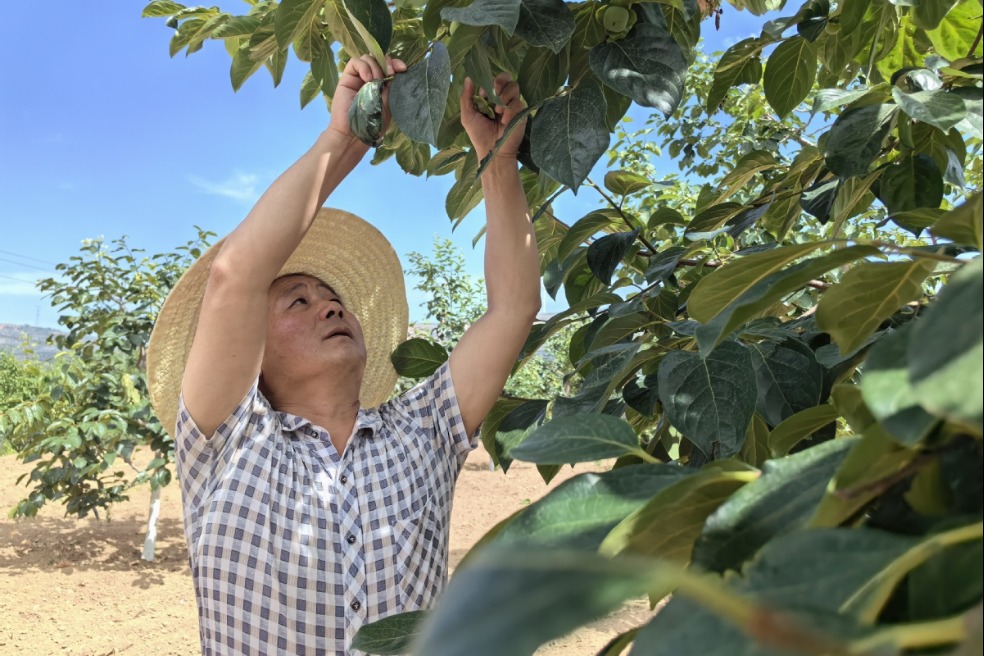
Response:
[327,54,407,143]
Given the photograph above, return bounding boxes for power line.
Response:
[0,272,40,284]
[0,249,55,266]
[0,256,52,273]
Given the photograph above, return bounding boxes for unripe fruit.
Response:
[824,21,841,34]
[449,20,461,35]
[603,5,630,32]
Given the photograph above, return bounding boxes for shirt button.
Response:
[339,475,348,484]
[346,534,356,545]
[351,600,361,611]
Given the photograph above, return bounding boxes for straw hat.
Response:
[147,207,409,438]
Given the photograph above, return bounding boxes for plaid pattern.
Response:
[174,361,477,655]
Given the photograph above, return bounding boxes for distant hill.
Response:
[0,324,63,361]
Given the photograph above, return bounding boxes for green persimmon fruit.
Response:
[603,5,630,33]
[349,78,386,147]
[449,20,461,35]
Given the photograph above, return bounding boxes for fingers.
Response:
[461,76,477,120]
[342,54,386,84]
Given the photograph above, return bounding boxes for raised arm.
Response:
[449,75,542,436]
[181,55,405,437]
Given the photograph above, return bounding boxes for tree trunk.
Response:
[141,485,162,562]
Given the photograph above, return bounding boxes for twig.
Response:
[835,453,934,501]
[968,20,983,58]
[586,177,661,254]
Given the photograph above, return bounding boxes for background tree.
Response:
[143,0,982,653]
[0,352,44,453]
[0,231,213,561]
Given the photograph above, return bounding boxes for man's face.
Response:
[262,274,367,386]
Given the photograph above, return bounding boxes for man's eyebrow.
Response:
[279,280,339,300]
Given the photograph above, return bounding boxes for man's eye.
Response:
[290,297,307,307]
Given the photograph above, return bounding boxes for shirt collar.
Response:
[261,390,383,439]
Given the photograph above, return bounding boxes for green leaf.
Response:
[390,337,449,378]
[763,36,817,118]
[926,0,983,61]
[911,0,958,29]
[768,404,840,457]
[412,548,663,656]
[323,0,386,72]
[809,426,915,528]
[741,414,771,468]
[275,0,320,48]
[589,23,688,116]
[530,82,610,193]
[394,134,431,175]
[441,0,522,34]
[816,258,935,355]
[311,49,339,99]
[860,325,938,445]
[519,45,569,106]
[556,210,619,261]
[931,192,982,251]
[604,170,651,196]
[657,341,757,459]
[692,436,856,572]
[600,467,758,559]
[299,70,321,107]
[706,38,764,114]
[908,258,984,435]
[892,88,967,133]
[352,610,427,654]
[510,414,645,464]
[494,464,695,550]
[390,42,451,146]
[230,44,266,91]
[213,14,262,38]
[446,148,484,222]
[515,0,576,53]
[880,154,945,215]
[748,340,823,427]
[694,245,884,353]
[347,0,393,54]
[689,243,827,323]
[586,230,639,285]
[824,103,897,177]
[142,1,186,17]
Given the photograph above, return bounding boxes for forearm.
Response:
[212,129,369,286]
[480,159,541,317]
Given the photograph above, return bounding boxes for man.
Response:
[146,53,541,655]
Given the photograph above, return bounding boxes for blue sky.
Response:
[0,3,762,328]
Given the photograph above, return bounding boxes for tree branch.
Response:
[586,178,661,255]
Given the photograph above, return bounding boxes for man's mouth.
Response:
[324,328,352,340]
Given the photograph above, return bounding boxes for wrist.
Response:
[480,156,521,187]
[318,128,370,164]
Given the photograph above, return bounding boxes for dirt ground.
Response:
[0,444,653,655]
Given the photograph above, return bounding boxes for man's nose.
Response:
[324,302,344,320]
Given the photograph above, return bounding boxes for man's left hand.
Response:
[460,73,526,165]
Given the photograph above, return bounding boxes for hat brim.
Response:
[147,208,408,438]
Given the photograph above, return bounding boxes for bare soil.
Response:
[0,445,652,655]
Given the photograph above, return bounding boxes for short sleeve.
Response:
[395,360,480,466]
[174,381,267,512]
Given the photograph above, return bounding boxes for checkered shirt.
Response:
[174,361,477,655]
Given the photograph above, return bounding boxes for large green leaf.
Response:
[600,467,758,560]
[878,154,945,216]
[692,436,856,572]
[911,0,958,29]
[925,0,983,60]
[824,104,897,177]
[892,88,968,133]
[351,610,427,655]
[689,243,826,323]
[275,0,320,48]
[515,0,575,52]
[816,258,936,355]
[412,548,660,656]
[346,0,393,54]
[692,245,878,352]
[509,413,647,463]
[908,258,984,435]
[390,42,451,146]
[588,23,688,116]
[556,211,619,261]
[748,340,823,427]
[768,404,840,457]
[530,82,610,193]
[441,0,522,34]
[762,36,817,118]
[657,341,757,459]
[390,337,449,377]
[587,230,639,284]
[860,325,938,445]
[809,426,915,528]
[519,45,569,105]
[323,0,386,69]
[493,464,695,550]
[707,38,763,114]
[230,43,267,91]
[931,192,982,251]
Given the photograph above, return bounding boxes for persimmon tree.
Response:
[143,0,982,652]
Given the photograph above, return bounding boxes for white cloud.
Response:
[188,171,263,203]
